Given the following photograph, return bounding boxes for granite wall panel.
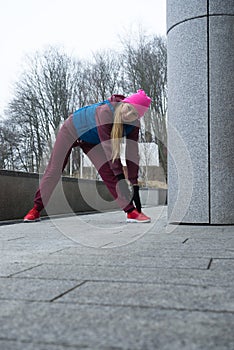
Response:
[209,15,234,223]
[167,0,206,32]
[209,0,234,14]
[167,0,234,224]
[167,18,209,223]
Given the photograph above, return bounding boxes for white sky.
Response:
[0,0,166,116]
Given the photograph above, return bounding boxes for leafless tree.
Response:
[5,47,84,172]
[87,50,123,102]
[121,30,168,180]
[0,119,25,171]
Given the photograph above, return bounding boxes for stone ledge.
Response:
[0,170,167,221]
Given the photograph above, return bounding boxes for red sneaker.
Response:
[23,207,40,222]
[126,209,151,223]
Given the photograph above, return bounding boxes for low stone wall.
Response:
[140,187,167,207]
[0,170,118,221]
[0,170,167,222]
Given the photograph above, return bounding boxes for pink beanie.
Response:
[123,89,151,117]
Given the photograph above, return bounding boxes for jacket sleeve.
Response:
[96,105,124,176]
[125,124,140,185]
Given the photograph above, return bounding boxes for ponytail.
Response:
[111,103,137,162]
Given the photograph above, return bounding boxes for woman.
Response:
[24,89,151,223]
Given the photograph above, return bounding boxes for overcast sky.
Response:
[0,0,166,116]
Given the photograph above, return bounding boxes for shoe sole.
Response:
[23,218,41,222]
[126,218,151,223]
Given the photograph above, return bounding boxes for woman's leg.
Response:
[34,116,78,211]
[80,142,135,212]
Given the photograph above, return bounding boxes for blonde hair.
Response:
[111,103,138,162]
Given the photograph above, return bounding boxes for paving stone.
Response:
[0,301,233,350]
[45,242,234,259]
[210,258,234,271]
[0,277,83,301]
[14,263,234,287]
[0,263,42,277]
[43,254,211,270]
[55,280,234,312]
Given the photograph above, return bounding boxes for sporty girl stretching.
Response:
[24,89,151,223]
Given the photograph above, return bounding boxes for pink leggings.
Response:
[34,115,134,213]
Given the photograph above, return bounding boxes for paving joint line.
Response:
[207,258,213,270]
[7,236,25,241]
[49,280,87,302]
[0,297,233,315]
[0,337,90,349]
[49,301,234,314]
[2,276,232,288]
[6,264,44,278]
[9,261,211,270]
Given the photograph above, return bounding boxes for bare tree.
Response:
[5,47,84,172]
[120,31,168,180]
[87,49,123,102]
[0,119,26,171]
[0,121,13,170]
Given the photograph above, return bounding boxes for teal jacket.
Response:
[72,97,136,144]
[72,94,140,184]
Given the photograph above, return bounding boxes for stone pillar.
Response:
[167,0,234,224]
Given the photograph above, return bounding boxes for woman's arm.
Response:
[126,125,140,185]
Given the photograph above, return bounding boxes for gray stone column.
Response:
[167,0,234,224]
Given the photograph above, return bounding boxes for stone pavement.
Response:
[0,206,233,350]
